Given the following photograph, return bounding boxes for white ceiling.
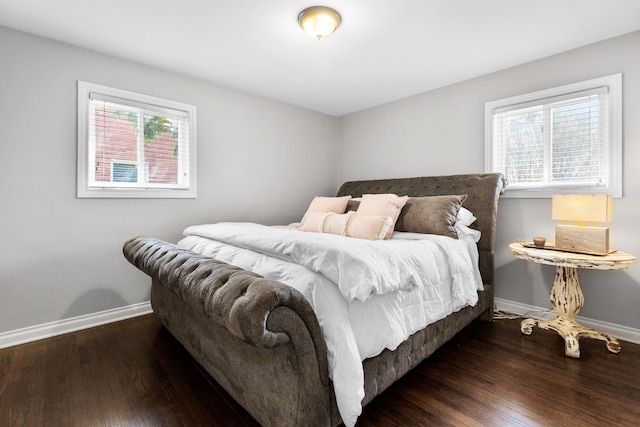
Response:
[1,0,639,116]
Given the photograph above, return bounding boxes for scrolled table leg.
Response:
[520,318,537,335]
[606,339,622,353]
[563,332,580,358]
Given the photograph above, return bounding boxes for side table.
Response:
[508,242,635,358]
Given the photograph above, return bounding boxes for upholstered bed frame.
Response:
[123,173,505,426]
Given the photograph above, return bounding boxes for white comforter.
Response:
[178,222,483,427]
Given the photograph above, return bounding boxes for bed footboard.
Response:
[123,237,336,426]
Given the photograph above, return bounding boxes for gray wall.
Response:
[0,26,339,333]
[338,31,640,330]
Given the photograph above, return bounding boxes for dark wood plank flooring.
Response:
[1,314,639,426]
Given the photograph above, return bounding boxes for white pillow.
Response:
[456,207,477,227]
[455,223,481,242]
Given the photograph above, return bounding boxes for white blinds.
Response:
[491,86,610,190]
[89,92,191,119]
[87,93,191,189]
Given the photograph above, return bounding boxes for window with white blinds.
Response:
[77,81,197,198]
[485,74,621,198]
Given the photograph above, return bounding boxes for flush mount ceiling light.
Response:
[298,6,341,40]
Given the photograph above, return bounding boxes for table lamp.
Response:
[552,194,613,255]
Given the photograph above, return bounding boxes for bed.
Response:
[123,173,505,426]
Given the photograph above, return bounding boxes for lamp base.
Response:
[555,225,610,255]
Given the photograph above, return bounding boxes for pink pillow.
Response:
[298,211,327,232]
[299,196,351,228]
[346,213,393,240]
[323,211,354,236]
[300,211,392,240]
[356,194,409,239]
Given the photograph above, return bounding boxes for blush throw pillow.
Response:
[299,211,392,240]
[356,194,409,239]
[346,213,393,240]
[299,195,351,228]
[299,211,329,232]
[395,194,467,238]
[323,211,355,236]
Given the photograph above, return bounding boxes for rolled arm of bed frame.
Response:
[123,236,325,352]
[123,236,335,426]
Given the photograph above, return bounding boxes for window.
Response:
[77,81,197,198]
[485,74,621,198]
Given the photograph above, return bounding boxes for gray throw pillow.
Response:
[394,194,467,238]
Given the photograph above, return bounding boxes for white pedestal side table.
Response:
[508,242,635,358]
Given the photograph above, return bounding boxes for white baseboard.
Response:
[495,298,640,345]
[3,299,637,349]
[0,301,153,349]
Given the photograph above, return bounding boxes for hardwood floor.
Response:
[1,314,639,426]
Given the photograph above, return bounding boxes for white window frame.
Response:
[485,74,622,198]
[77,81,197,198]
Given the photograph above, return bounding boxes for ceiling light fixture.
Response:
[298,6,341,40]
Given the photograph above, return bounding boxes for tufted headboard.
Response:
[336,173,506,288]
